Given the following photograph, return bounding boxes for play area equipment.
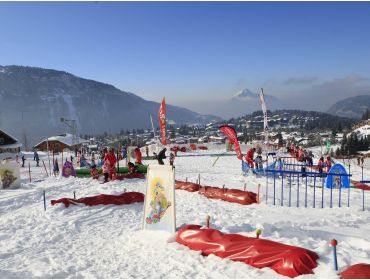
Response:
[176,224,319,278]
[0,160,21,189]
[340,263,370,279]
[175,180,257,205]
[51,192,144,207]
[75,164,148,178]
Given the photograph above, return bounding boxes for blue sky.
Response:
[1,1,370,116]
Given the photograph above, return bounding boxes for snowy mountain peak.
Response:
[233,88,258,99]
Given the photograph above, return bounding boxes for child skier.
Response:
[53,159,60,176]
[169,152,175,166]
[318,157,325,176]
[102,160,110,183]
[245,147,256,169]
[325,156,333,173]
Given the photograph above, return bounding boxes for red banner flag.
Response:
[219,125,243,160]
[158,97,167,145]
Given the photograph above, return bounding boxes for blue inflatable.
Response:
[325,163,350,189]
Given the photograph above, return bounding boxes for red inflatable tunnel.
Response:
[176,225,319,278]
[175,181,200,192]
[340,263,370,279]
[51,192,144,207]
[199,186,257,205]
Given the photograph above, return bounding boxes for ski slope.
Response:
[1,147,369,278]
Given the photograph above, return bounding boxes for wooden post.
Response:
[73,191,76,199]
[42,160,49,177]
[43,190,46,211]
[206,215,210,228]
[28,162,31,182]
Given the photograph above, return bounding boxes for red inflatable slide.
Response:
[340,263,370,279]
[175,181,257,205]
[51,192,144,208]
[176,225,319,278]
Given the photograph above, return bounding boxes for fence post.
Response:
[281,173,284,206]
[313,175,316,208]
[273,172,276,206]
[330,239,338,271]
[289,173,292,207]
[297,173,300,207]
[265,171,268,204]
[305,175,308,208]
[330,183,333,208]
[28,162,31,182]
[363,189,365,211]
[321,176,325,208]
[42,160,49,177]
[43,190,46,211]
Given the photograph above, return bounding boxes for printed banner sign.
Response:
[62,161,76,178]
[142,165,175,233]
[325,163,350,189]
[219,125,243,160]
[0,161,21,189]
[158,97,167,145]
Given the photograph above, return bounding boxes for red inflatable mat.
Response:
[51,192,144,207]
[340,263,370,279]
[116,173,146,180]
[351,180,370,191]
[175,181,200,192]
[176,225,319,278]
[199,186,257,205]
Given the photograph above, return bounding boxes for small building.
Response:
[0,130,22,157]
[34,133,88,153]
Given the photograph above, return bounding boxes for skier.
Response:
[325,156,333,173]
[70,155,74,163]
[169,152,175,166]
[317,157,325,176]
[157,148,167,165]
[245,147,256,169]
[35,153,40,167]
[21,155,26,167]
[104,148,117,180]
[53,159,60,176]
[145,146,149,157]
[134,147,142,165]
[102,160,110,183]
[91,152,96,166]
[128,162,136,174]
[121,147,127,159]
[34,150,38,161]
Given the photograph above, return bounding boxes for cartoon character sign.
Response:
[0,161,21,189]
[145,180,171,224]
[142,165,175,233]
[326,163,349,189]
[62,161,76,178]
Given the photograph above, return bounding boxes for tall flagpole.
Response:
[150,113,159,153]
[259,88,269,145]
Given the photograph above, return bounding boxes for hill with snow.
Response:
[0,65,221,146]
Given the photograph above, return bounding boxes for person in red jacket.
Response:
[104,148,117,180]
[245,147,256,169]
[134,147,142,165]
[325,156,333,173]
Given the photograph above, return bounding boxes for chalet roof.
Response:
[34,133,88,148]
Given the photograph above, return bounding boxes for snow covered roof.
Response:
[35,133,88,148]
[0,129,21,146]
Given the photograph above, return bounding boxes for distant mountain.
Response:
[0,65,221,147]
[218,88,283,118]
[327,95,370,119]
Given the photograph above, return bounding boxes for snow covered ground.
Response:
[1,147,369,278]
